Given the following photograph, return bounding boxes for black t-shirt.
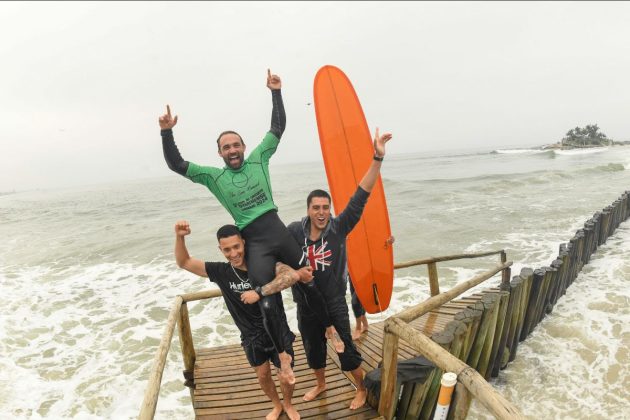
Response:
[204,262,265,346]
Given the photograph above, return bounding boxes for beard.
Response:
[223,153,244,169]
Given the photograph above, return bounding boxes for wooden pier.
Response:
[139,190,630,419]
[192,303,476,419]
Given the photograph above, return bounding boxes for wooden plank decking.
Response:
[192,296,484,419]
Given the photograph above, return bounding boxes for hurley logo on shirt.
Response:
[229,279,253,293]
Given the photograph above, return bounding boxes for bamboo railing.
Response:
[138,289,222,420]
[379,251,526,420]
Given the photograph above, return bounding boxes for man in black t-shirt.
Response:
[174,221,312,420]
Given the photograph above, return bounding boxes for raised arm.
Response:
[159,105,189,176]
[174,220,207,277]
[240,263,313,304]
[358,127,393,192]
[267,69,286,139]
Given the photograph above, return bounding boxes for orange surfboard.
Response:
[313,65,394,314]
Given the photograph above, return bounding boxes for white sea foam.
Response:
[493,148,548,155]
[0,261,218,419]
[469,225,630,419]
[554,147,608,156]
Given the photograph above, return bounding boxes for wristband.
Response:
[373,155,384,162]
[255,286,264,298]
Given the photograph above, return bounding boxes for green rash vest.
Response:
[185,132,279,230]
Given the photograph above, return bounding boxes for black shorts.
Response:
[297,297,363,372]
[243,332,296,369]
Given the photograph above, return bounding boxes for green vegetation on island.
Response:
[543,124,630,149]
[561,124,611,147]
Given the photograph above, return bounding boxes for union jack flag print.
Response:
[303,241,332,271]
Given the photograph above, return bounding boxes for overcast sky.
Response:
[2,1,629,191]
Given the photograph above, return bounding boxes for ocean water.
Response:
[1,145,629,419]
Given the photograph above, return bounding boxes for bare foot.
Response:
[265,404,283,420]
[349,388,367,410]
[302,384,327,401]
[283,403,300,420]
[278,352,295,385]
[326,327,345,353]
[361,315,369,333]
[352,320,368,340]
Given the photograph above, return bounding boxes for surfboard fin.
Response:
[373,283,385,314]
[372,283,380,306]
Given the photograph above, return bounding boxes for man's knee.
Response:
[254,362,272,381]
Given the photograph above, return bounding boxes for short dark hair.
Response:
[216,224,242,241]
[216,131,245,151]
[307,189,331,208]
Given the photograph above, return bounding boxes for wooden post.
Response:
[455,308,481,363]
[487,290,510,379]
[467,294,496,369]
[534,267,554,326]
[522,268,543,337]
[570,238,580,286]
[603,208,611,241]
[491,278,518,376]
[577,230,586,273]
[504,276,523,363]
[547,259,564,311]
[557,249,571,299]
[378,319,400,419]
[178,302,196,399]
[445,320,468,360]
[509,272,530,362]
[501,265,511,289]
[139,296,183,420]
[462,303,484,361]
[516,268,533,342]
[583,222,594,264]
[477,293,501,378]
[595,211,603,246]
[427,262,440,296]
[449,381,473,420]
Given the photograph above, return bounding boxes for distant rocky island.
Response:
[542,124,630,149]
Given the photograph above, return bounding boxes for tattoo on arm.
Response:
[263,264,297,295]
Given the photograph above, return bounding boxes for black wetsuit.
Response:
[162,90,331,355]
[204,262,294,367]
[288,186,370,372]
[348,275,366,318]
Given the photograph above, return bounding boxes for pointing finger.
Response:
[267,68,271,78]
[167,105,172,118]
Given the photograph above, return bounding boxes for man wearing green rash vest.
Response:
[158,69,344,384]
